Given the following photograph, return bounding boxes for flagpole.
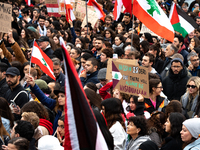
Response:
[85,0,89,49]
[29,40,35,75]
[131,0,134,48]
[86,0,88,36]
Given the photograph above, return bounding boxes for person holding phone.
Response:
[187,52,200,76]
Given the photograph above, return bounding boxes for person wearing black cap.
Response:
[4,67,28,112]
[0,62,9,97]
[162,58,190,101]
[37,36,54,57]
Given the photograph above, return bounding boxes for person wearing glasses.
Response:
[187,52,200,76]
[163,58,190,101]
[180,77,200,118]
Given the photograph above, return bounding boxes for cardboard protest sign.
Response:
[81,9,98,28]
[0,2,12,33]
[140,24,159,37]
[59,0,66,15]
[112,60,149,98]
[74,0,95,21]
[106,58,138,80]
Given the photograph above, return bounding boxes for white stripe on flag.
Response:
[32,46,54,77]
[70,9,76,21]
[179,15,195,34]
[95,123,109,149]
[60,37,80,150]
[47,7,59,13]
[116,0,123,20]
[93,5,103,19]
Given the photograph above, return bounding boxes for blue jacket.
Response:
[189,66,200,76]
[80,71,99,87]
[30,84,62,133]
[184,138,200,150]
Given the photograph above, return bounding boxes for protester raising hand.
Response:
[26,74,36,87]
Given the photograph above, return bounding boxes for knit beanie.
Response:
[183,118,200,138]
[97,68,107,80]
[139,141,159,150]
[171,58,184,66]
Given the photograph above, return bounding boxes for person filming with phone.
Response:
[187,52,200,76]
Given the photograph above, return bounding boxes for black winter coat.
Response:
[162,67,189,101]
[161,136,182,150]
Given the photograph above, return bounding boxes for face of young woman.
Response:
[164,117,171,133]
[187,81,198,95]
[75,38,81,46]
[57,120,65,137]
[100,53,107,62]
[117,23,123,31]
[180,125,193,143]
[53,36,59,45]
[58,93,65,106]
[45,20,50,27]
[46,29,52,37]
[21,29,26,39]
[153,82,163,96]
[115,37,121,46]
[105,31,111,38]
[129,97,136,111]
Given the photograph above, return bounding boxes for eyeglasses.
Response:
[57,125,64,129]
[191,59,199,62]
[187,85,197,89]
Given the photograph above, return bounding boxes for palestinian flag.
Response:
[59,37,108,150]
[169,2,198,37]
[133,0,174,42]
[31,41,56,80]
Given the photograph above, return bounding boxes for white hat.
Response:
[38,135,64,150]
[183,118,200,138]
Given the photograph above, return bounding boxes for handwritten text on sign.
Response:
[112,61,149,98]
[0,3,12,33]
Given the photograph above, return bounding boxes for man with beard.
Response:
[80,57,99,86]
[187,52,200,76]
[173,35,189,65]
[93,37,105,60]
[52,58,65,86]
[162,58,190,101]
[4,67,28,117]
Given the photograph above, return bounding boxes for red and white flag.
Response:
[122,0,132,16]
[31,41,56,80]
[87,0,106,21]
[59,37,109,150]
[113,0,123,21]
[133,0,174,42]
[65,0,75,22]
[46,0,61,17]
[25,0,34,6]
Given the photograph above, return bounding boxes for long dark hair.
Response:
[0,97,14,128]
[168,112,185,138]
[101,98,125,130]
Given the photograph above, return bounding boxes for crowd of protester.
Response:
[1,0,200,149]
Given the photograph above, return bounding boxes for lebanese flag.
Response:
[87,0,106,21]
[59,37,108,150]
[169,2,198,37]
[65,0,76,22]
[46,3,61,17]
[122,0,132,16]
[133,0,174,42]
[31,41,56,80]
[25,0,34,6]
[113,0,123,21]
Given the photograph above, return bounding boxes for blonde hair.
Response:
[21,112,40,129]
[186,76,200,95]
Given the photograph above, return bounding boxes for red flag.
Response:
[113,0,123,21]
[31,41,56,80]
[65,0,75,22]
[122,0,132,16]
[59,37,108,150]
[87,0,106,21]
